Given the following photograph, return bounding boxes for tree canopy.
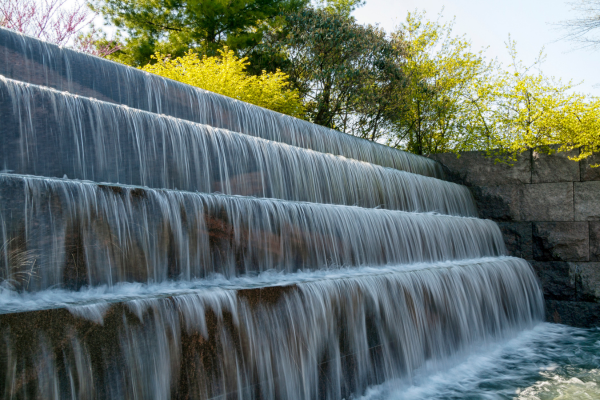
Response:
[92,0,307,66]
[256,7,407,141]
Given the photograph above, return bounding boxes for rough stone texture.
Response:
[521,183,574,221]
[532,148,580,184]
[472,185,521,221]
[497,222,533,259]
[545,300,600,328]
[532,222,589,262]
[575,181,600,221]
[590,222,600,262]
[432,151,531,186]
[437,149,600,326]
[568,262,600,302]
[530,261,577,300]
[580,153,600,181]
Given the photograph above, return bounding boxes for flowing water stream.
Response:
[0,27,594,400]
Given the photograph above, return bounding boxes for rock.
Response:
[530,261,577,300]
[431,151,531,186]
[545,300,600,327]
[532,222,589,262]
[574,181,600,221]
[532,148,580,183]
[521,183,574,221]
[580,153,600,181]
[472,185,521,221]
[497,222,533,259]
[569,262,600,302]
[590,222,600,261]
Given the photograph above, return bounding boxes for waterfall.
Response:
[0,258,543,399]
[0,174,503,291]
[0,27,442,178]
[0,76,475,216]
[0,27,544,400]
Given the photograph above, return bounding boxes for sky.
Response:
[353,0,600,96]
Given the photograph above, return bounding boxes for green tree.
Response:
[91,0,307,66]
[314,0,364,17]
[260,7,407,141]
[385,12,497,155]
[489,40,600,163]
[141,48,305,117]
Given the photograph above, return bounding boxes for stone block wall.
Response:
[432,150,600,327]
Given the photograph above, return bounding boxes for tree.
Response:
[0,0,91,45]
[257,7,407,141]
[91,0,308,66]
[314,0,364,17]
[0,0,120,57]
[489,40,600,163]
[141,48,305,117]
[559,0,600,49]
[387,12,496,155]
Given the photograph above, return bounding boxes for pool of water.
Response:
[359,323,600,400]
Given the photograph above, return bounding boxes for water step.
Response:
[0,28,442,178]
[0,257,543,400]
[0,174,505,292]
[0,76,475,216]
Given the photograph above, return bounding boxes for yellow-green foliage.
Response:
[395,12,600,164]
[490,41,600,164]
[141,49,305,118]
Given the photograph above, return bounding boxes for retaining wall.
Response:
[432,149,600,327]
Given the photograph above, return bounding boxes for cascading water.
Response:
[0,28,441,178]
[0,27,568,400]
[0,76,474,215]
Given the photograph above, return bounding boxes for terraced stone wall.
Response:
[432,149,600,327]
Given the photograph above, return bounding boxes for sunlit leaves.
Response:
[141,48,305,118]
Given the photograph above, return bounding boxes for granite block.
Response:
[575,181,600,221]
[545,300,600,327]
[532,222,589,262]
[532,148,580,183]
[521,183,574,221]
[580,153,600,181]
[530,261,577,300]
[568,262,600,302]
[497,222,533,259]
[432,151,531,186]
[473,185,521,221]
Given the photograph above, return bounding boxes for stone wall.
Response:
[432,150,600,327]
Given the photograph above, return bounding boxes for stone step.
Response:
[0,173,504,292]
[0,257,542,399]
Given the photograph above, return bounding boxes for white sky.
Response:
[353,0,600,96]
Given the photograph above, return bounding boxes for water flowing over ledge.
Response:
[0,76,475,215]
[0,174,504,292]
[0,257,543,399]
[0,28,442,178]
